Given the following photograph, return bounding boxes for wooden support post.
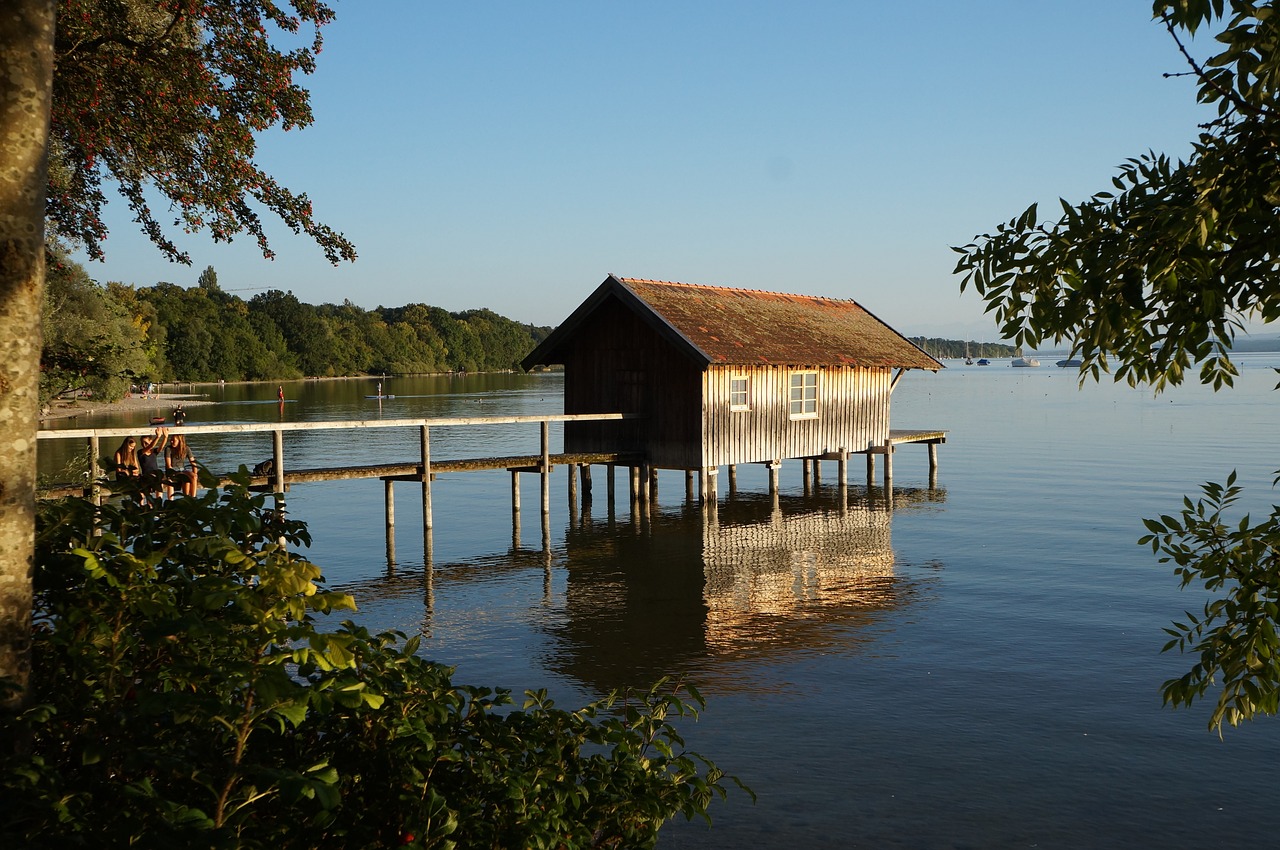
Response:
[420,424,433,531]
[728,464,737,498]
[88,435,101,506]
[928,442,939,475]
[813,458,821,487]
[272,428,285,494]
[685,470,695,503]
[639,463,651,505]
[837,448,848,489]
[768,460,780,498]
[709,467,719,502]
[540,420,550,518]
[866,450,876,483]
[568,461,578,512]
[384,479,396,566]
[385,478,396,532]
[607,463,616,515]
[883,440,893,489]
[699,467,710,505]
[802,458,811,493]
[581,464,592,501]
[648,466,658,502]
[629,465,640,503]
[511,470,521,514]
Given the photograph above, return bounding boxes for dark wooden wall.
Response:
[559,294,702,468]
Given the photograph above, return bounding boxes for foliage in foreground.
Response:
[953,1,1280,734]
[1141,472,1280,734]
[1,477,744,848]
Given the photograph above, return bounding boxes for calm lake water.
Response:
[38,357,1280,848]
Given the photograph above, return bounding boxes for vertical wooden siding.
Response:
[701,365,892,467]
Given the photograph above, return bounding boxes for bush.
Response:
[2,474,746,848]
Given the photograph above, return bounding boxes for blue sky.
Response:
[79,1,1211,339]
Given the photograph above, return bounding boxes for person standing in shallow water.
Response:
[277,386,284,401]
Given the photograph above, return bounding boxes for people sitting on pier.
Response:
[113,437,140,483]
[165,427,199,498]
[138,428,169,503]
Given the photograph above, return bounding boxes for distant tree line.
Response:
[41,252,552,404]
[908,337,1016,359]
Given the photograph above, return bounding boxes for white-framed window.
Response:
[789,371,818,418]
[730,376,749,411]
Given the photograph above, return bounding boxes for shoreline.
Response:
[40,393,216,424]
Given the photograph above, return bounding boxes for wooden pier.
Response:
[37,414,944,555]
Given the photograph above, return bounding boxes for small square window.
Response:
[730,376,749,411]
[789,371,817,417]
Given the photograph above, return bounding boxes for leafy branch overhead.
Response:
[953,1,1280,392]
[50,0,356,265]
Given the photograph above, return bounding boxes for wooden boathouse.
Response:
[522,275,945,498]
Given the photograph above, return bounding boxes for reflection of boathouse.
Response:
[547,490,944,692]
[522,276,944,492]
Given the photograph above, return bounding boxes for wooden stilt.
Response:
[582,464,592,501]
[607,463,616,515]
[420,425,433,531]
[837,448,848,489]
[648,466,658,502]
[728,464,737,498]
[813,458,821,487]
[511,470,520,514]
[540,421,550,517]
[629,466,640,503]
[768,460,780,499]
[272,428,285,494]
[928,442,939,475]
[802,458,811,494]
[883,439,893,488]
[685,470,695,502]
[699,467,710,505]
[88,435,101,506]
[385,478,396,535]
[866,450,875,483]
[568,462,578,517]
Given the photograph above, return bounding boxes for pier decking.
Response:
[37,414,944,555]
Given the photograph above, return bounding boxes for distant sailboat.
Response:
[1011,346,1040,367]
[965,342,973,365]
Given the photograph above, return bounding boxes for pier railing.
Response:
[37,413,641,517]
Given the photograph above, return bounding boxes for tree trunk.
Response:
[0,0,55,713]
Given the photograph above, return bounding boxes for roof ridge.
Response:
[619,277,859,304]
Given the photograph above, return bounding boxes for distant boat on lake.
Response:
[1011,356,1040,367]
[1056,359,1083,368]
[976,358,990,366]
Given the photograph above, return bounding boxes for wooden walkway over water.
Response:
[37,414,945,554]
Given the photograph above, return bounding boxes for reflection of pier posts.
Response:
[540,421,550,519]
